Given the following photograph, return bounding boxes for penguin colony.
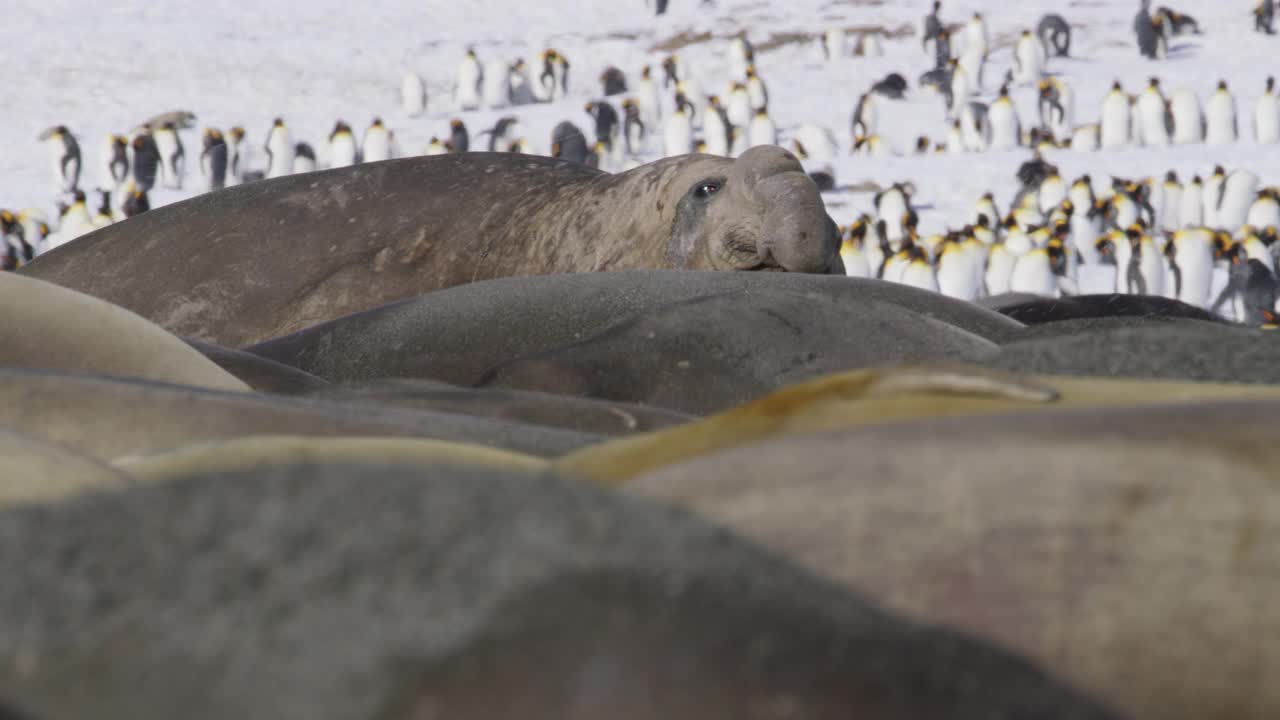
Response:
[4,0,1279,326]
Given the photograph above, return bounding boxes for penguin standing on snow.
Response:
[1166,228,1216,307]
[745,66,769,111]
[1135,77,1172,147]
[851,91,878,140]
[225,127,245,186]
[727,34,755,82]
[1038,78,1073,140]
[702,96,730,156]
[121,185,149,218]
[748,107,777,147]
[1256,0,1275,34]
[664,103,693,157]
[959,102,990,152]
[1205,80,1238,145]
[1134,1,1164,59]
[508,59,533,106]
[921,1,944,55]
[875,183,915,246]
[41,126,82,194]
[1013,30,1045,85]
[328,121,359,168]
[1037,13,1072,57]
[548,50,571,99]
[362,118,392,162]
[1160,171,1182,231]
[200,128,227,192]
[401,71,426,117]
[584,101,621,161]
[620,100,646,156]
[1216,169,1259,231]
[479,116,519,153]
[482,56,510,109]
[726,81,752,130]
[264,118,293,179]
[1169,87,1203,144]
[822,27,847,61]
[129,131,160,191]
[1247,187,1280,229]
[449,119,470,154]
[1257,77,1280,143]
[153,122,185,190]
[1179,175,1204,228]
[455,47,483,110]
[988,85,1021,150]
[100,134,129,190]
[600,66,627,96]
[636,66,662,128]
[1100,81,1131,149]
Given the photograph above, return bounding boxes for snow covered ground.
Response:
[2,0,1275,300]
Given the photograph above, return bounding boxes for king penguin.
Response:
[988,85,1021,150]
[1216,169,1260,231]
[728,34,754,81]
[1038,77,1074,140]
[839,227,872,278]
[875,183,914,246]
[1247,187,1280,229]
[1160,171,1182,232]
[328,121,359,168]
[1257,77,1280,143]
[1100,80,1131,149]
[959,102,990,152]
[621,99,647,155]
[745,66,769,111]
[200,128,228,192]
[362,118,392,162]
[42,125,82,195]
[1205,80,1238,145]
[1012,30,1045,85]
[129,130,160,191]
[225,126,245,187]
[600,66,628,97]
[584,101,621,163]
[264,117,294,179]
[100,134,129,191]
[293,143,317,173]
[936,235,981,300]
[401,70,427,117]
[965,12,989,65]
[1135,77,1171,147]
[636,65,662,128]
[1166,228,1216,307]
[455,47,483,111]
[121,184,149,219]
[1009,245,1064,297]
[664,104,693,157]
[703,96,731,156]
[748,107,777,147]
[507,59,534,106]
[153,121,185,190]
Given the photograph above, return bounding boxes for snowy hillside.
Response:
[2,0,1277,302]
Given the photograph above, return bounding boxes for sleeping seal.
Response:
[22,148,841,347]
[0,459,1120,720]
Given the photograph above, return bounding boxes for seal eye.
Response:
[694,181,721,200]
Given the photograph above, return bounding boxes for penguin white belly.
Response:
[863,241,886,278]
[959,107,988,152]
[1217,171,1258,231]
[329,135,358,168]
[1009,250,1057,296]
[876,193,908,242]
[98,135,121,189]
[1112,200,1139,232]
[455,61,482,110]
[401,72,427,116]
[945,125,966,154]
[1112,240,1133,293]
[951,62,973,104]
[1170,90,1202,144]
[1004,229,1033,255]
[704,114,729,156]
[226,143,243,187]
[1138,242,1165,296]
[1137,94,1169,146]
[984,246,1017,295]
[841,246,870,277]
[1071,125,1099,151]
[748,116,777,147]
[747,78,767,111]
[363,129,391,162]
[958,52,983,95]
[729,51,750,81]
[663,115,692,157]
[1179,184,1203,228]
[793,124,836,163]
[509,70,534,106]
[1100,95,1130,149]
[1257,94,1280,143]
[1247,197,1280,230]
[1205,94,1237,145]
[1072,217,1101,265]
[1013,38,1042,84]
[854,94,879,137]
[1038,178,1066,215]
[882,256,907,283]
[266,132,293,179]
[726,93,752,130]
[899,262,939,292]
[1161,256,1179,299]
[637,80,662,126]
[293,154,316,174]
[1050,85,1075,138]
[860,32,884,57]
[482,59,510,109]
[937,252,979,300]
[988,102,1020,150]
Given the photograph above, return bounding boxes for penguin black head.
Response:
[450,119,465,130]
[1213,165,1225,176]
[371,117,383,127]
[1263,226,1278,246]
[914,135,930,153]
[1147,76,1160,88]
[641,65,651,79]
[1111,80,1122,92]
[272,118,285,128]
[72,189,86,204]
[745,66,757,79]
[1268,77,1276,92]
[1217,80,1228,91]
[933,0,941,9]
[230,126,245,141]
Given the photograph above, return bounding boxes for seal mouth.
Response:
[746,263,787,272]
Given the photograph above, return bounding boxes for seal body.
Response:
[22,150,840,346]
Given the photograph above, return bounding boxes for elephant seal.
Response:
[0,460,1120,720]
[556,363,1280,483]
[0,369,603,462]
[989,317,1280,383]
[0,272,247,392]
[248,271,1023,387]
[981,293,1226,325]
[304,379,695,436]
[478,290,1000,415]
[117,435,545,480]
[22,149,840,347]
[0,430,132,506]
[625,400,1280,720]
[185,339,330,394]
